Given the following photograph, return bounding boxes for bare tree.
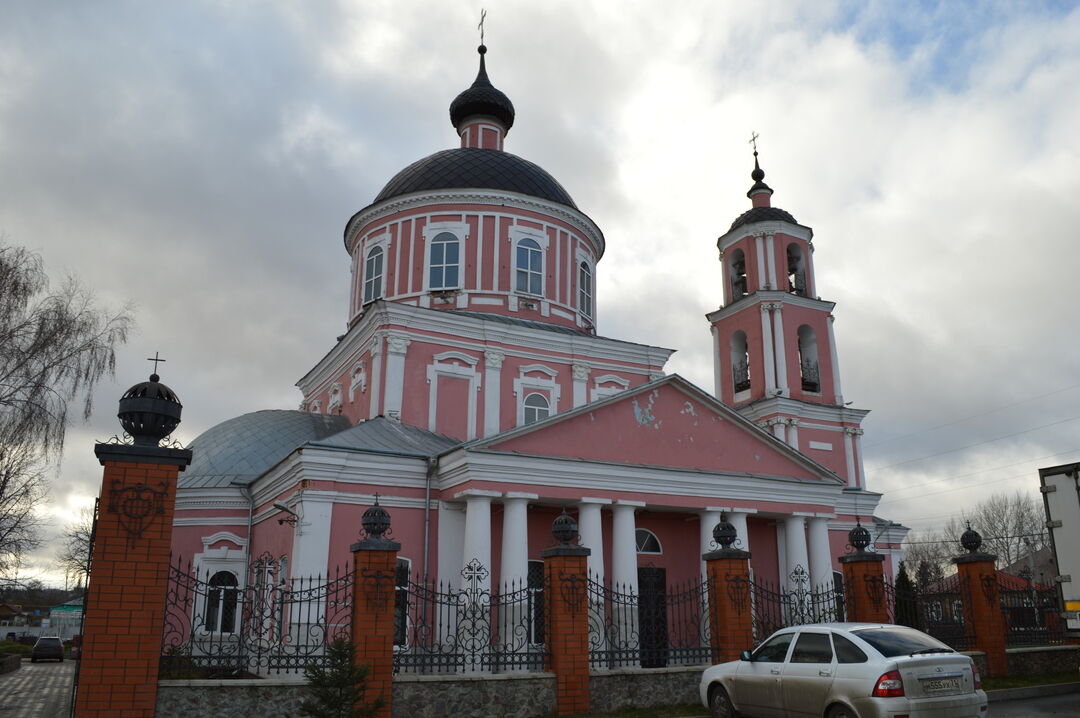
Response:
[56,506,95,589]
[902,490,1046,575]
[0,241,132,576]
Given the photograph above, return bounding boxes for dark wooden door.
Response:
[638,567,668,667]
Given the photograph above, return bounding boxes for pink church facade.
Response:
[171,44,907,615]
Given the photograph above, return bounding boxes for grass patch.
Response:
[984,671,1080,691]
[0,642,31,656]
[575,705,703,718]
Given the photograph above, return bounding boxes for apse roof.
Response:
[729,205,798,231]
[180,410,350,489]
[372,148,578,209]
[309,416,460,456]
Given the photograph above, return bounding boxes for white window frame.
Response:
[327,382,343,413]
[363,244,385,305]
[591,374,629,402]
[635,528,662,555]
[194,532,247,635]
[577,259,594,319]
[513,364,560,426]
[422,222,468,292]
[510,226,549,298]
[426,351,480,438]
[522,392,550,424]
[348,361,367,402]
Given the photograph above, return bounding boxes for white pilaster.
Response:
[368,334,383,418]
[784,514,810,591]
[827,315,843,404]
[611,501,643,594]
[483,350,504,437]
[289,496,333,578]
[754,234,766,289]
[437,501,466,590]
[572,363,590,408]
[772,304,788,396]
[807,516,834,590]
[787,418,800,450]
[384,333,411,422]
[711,325,721,398]
[458,489,501,593]
[844,429,858,488]
[854,429,866,489]
[770,419,786,441]
[760,304,777,395]
[500,493,535,589]
[765,232,777,290]
[578,498,611,582]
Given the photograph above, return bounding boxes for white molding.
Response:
[422,221,469,292]
[707,291,836,324]
[426,352,480,438]
[174,517,248,527]
[717,220,813,254]
[201,531,248,550]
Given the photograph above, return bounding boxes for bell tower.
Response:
[708,147,869,488]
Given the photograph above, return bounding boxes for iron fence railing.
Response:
[1001,586,1064,647]
[747,566,845,643]
[160,553,351,677]
[393,559,547,674]
[885,579,973,651]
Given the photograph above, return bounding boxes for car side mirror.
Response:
[740,650,753,661]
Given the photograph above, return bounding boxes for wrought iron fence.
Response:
[586,574,711,670]
[393,559,547,674]
[885,579,973,651]
[1001,585,1064,646]
[746,566,845,642]
[160,553,352,677]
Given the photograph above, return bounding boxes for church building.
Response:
[169,43,908,607]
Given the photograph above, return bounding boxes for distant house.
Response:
[48,598,84,640]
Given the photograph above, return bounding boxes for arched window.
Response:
[730,331,751,394]
[523,392,550,424]
[787,243,807,297]
[635,529,662,554]
[429,232,460,290]
[205,571,238,633]
[363,246,384,304]
[797,325,820,392]
[730,248,748,301]
[516,238,543,295]
[578,261,593,318]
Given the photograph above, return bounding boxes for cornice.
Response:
[706,291,836,323]
[716,220,813,251]
[735,396,869,425]
[344,189,606,259]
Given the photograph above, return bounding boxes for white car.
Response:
[700,623,988,718]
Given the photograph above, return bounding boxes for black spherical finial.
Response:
[751,152,765,182]
[361,496,391,540]
[712,515,738,550]
[552,509,579,545]
[478,44,487,55]
[960,522,982,553]
[117,373,183,446]
[849,520,872,552]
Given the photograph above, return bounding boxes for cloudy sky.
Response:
[2,1,1078,583]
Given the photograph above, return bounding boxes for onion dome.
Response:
[729,205,797,231]
[117,373,183,446]
[449,45,515,132]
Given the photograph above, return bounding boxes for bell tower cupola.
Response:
[449,44,515,151]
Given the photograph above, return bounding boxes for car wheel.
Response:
[708,685,738,718]
[828,705,857,718]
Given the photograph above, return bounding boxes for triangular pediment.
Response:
[471,375,840,483]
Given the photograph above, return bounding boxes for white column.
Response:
[784,515,810,591]
[384,333,410,422]
[772,304,788,396]
[787,418,800,450]
[760,304,777,395]
[578,498,610,582]
[807,517,834,591]
[458,489,500,593]
[711,325,722,398]
[368,334,383,418]
[500,493,535,589]
[764,233,777,290]
[854,429,866,489]
[700,508,725,576]
[572,363,590,408]
[770,419,786,441]
[844,428,858,488]
[754,234,766,289]
[728,510,752,552]
[611,501,643,594]
[827,315,843,404]
[437,501,466,590]
[483,350,504,437]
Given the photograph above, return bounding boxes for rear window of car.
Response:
[851,626,953,657]
[36,638,61,646]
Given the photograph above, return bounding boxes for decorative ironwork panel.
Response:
[1000,585,1064,647]
[393,563,548,674]
[747,566,845,643]
[884,578,973,651]
[160,553,352,677]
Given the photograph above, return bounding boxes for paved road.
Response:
[990,692,1080,716]
[0,659,74,717]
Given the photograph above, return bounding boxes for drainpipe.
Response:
[421,456,438,580]
[231,480,254,571]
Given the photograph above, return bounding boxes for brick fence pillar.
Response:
[838,522,889,624]
[74,373,192,718]
[540,510,592,716]
[703,516,754,663]
[954,526,1007,677]
[350,501,400,718]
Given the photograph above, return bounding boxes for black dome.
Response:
[373,148,578,209]
[729,206,798,231]
[449,45,515,131]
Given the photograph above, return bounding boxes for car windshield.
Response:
[852,626,953,657]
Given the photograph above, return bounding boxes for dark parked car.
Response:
[30,636,64,662]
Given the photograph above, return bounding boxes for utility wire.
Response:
[874,446,1080,498]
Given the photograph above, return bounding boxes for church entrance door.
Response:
[638,566,668,668]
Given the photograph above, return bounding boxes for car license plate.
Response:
[922,677,961,693]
